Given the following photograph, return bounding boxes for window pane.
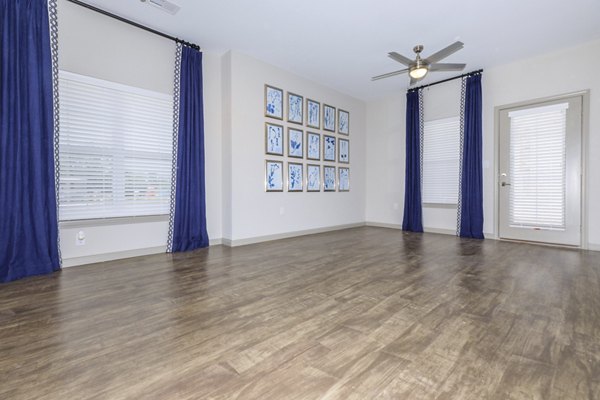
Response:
[422,117,460,204]
[58,71,173,221]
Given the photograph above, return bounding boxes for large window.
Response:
[422,116,460,204]
[58,71,174,221]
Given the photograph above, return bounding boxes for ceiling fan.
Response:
[372,41,466,85]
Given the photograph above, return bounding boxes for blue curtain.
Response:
[459,74,484,239]
[402,90,423,232]
[171,46,209,252]
[1,0,60,282]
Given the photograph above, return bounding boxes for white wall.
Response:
[57,0,222,266]
[223,51,367,243]
[366,38,600,248]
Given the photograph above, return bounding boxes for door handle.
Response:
[501,182,511,187]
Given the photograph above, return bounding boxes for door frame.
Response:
[493,90,590,249]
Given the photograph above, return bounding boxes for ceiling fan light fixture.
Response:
[409,66,428,79]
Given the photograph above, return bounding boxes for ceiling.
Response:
[79,0,600,101]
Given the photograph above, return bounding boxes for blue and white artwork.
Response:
[323,104,336,132]
[339,138,349,163]
[265,123,284,155]
[265,85,283,119]
[288,92,303,124]
[307,164,321,192]
[338,109,349,135]
[288,128,303,158]
[324,166,336,191]
[307,132,320,160]
[307,99,320,128]
[265,160,283,191]
[288,163,303,191]
[339,167,350,191]
[324,135,336,161]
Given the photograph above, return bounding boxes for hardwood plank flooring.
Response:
[1,227,600,399]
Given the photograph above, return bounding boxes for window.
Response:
[58,71,174,221]
[422,116,460,204]
[508,103,568,230]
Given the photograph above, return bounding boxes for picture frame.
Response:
[265,122,284,156]
[324,166,336,192]
[338,138,349,163]
[306,98,320,129]
[265,160,283,192]
[306,164,321,192]
[264,84,283,120]
[339,167,350,191]
[338,109,350,135]
[306,132,320,160]
[287,92,303,125]
[323,135,336,162]
[288,128,303,158]
[323,104,336,132]
[288,162,303,192]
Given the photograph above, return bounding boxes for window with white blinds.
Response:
[508,103,568,230]
[58,71,174,221]
[422,116,460,204]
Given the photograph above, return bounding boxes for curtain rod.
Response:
[66,0,201,51]
[407,69,482,93]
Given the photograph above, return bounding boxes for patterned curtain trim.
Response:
[167,42,183,253]
[418,88,424,193]
[48,0,62,265]
[456,76,467,236]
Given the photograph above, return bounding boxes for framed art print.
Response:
[265,160,283,192]
[307,164,321,192]
[323,104,336,132]
[323,135,336,162]
[307,132,320,160]
[265,84,283,119]
[324,166,336,192]
[288,128,303,158]
[306,98,320,129]
[338,138,349,163]
[287,92,303,124]
[338,109,349,135]
[339,167,350,191]
[288,162,303,192]
[265,123,284,156]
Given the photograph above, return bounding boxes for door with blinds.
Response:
[498,95,582,246]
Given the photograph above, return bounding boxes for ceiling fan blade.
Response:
[388,52,413,66]
[424,41,464,64]
[371,68,409,81]
[429,63,466,72]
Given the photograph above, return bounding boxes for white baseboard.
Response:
[221,222,366,247]
[63,237,224,268]
[588,243,600,252]
[62,246,167,268]
[365,221,402,230]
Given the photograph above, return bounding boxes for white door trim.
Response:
[493,90,589,249]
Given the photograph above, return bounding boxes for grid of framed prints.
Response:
[264,83,350,192]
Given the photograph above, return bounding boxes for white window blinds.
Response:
[422,116,460,204]
[508,103,568,230]
[58,71,174,221]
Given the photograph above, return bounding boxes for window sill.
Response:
[422,203,458,209]
[59,214,169,228]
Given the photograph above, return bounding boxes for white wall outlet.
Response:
[393,202,399,210]
[279,206,285,215]
[76,230,86,246]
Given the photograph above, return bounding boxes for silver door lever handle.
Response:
[501,182,511,187]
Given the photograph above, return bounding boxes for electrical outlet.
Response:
[393,202,399,210]
[76,230,86,246]
[279,206,285,215]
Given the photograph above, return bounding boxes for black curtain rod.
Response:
[66,0,201,51]
[407,69,482,92]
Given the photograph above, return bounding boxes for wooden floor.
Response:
[1,227,600,399]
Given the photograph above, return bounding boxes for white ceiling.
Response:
[80,0,600,101]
